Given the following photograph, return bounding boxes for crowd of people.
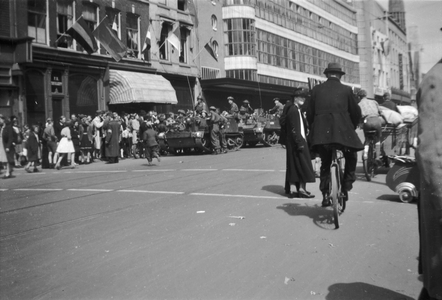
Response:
[0,99,263,178]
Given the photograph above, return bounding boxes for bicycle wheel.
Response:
[330,164,340,229]
[362,141,375,181]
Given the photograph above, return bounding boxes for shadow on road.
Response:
[262,184,287,197]
[325,282,414,300]
[276,203,337,230]
[376,194,417,205]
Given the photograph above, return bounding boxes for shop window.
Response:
[126,13,140,58]
[28,0,47,44]
[69,74,98,118]
[56,0,74,49]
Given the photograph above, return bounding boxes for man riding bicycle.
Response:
[357,89,387,161]
[306,62,364,207]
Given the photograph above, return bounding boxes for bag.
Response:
[397,105,418,122]
[379,106,403,126]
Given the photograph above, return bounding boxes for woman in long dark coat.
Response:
[284,88,315,198]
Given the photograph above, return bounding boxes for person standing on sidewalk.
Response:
[207,106,221,155]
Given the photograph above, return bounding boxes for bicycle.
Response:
[327,145,346,229]
[362,130,378,181]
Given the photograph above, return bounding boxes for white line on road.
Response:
[132,169,176,172]
[14,188,64,191]
[67,189,113,192]
[117,190,185,194]
[181,169,218,171]
[64,170,127,173]
[222,169,275,172]
[0,189,9,191]
[190,192,288,200]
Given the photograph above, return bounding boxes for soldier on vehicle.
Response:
[194,96,208,115]
[228,96,239,117]
[269,98,284,116]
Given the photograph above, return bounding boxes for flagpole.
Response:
[192,46,207,63]
[54,32,70,44]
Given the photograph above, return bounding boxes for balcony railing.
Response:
[201,66,221,79]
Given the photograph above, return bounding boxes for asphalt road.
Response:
[0,145,421,300]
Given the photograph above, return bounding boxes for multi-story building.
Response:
[355,0,411,104]
[0,0,200,126]
[197,0,360,111]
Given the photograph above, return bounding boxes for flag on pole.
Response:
[92,16,128,62]
[112,15,118,34]
[66,16,98,54]
[142,25,151,53]
[204,38,218,61]
[167,23,180,53]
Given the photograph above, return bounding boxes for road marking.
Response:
[117,190,184,195]
[67,189,113,192]
[14,188,64,191]
[182,169,218,171]
[64,170,127,173]
[0,189,9,191]
[222,169,275,172]
[190,192,287,200]
[132,169,176,172]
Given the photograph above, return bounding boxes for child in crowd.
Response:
[142,121,160,166]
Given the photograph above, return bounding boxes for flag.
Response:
[66,16,98,54]
[167,24,180,53]
[92,17,127,62]
[112,15,118,34]
[142,26,151,53]
[204,38,218,61]
[187,0,198,27]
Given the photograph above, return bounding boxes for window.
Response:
[106,8,120,38]
[56,0,74,49]
[159,21,172,60]
[212,40,219,58]
[28,0,47,44]
[211,15,218,31]
[177,0,186,11]
[126,13,140,58]
[179,26,190,63]
[224,18,255,56]
[80,4,97,52]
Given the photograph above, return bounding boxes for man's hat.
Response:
[227,96,234,100]
[292,87,309,98]
[197,96,203,100]
[209,106,216,111]
[177,109,186,115]
[243,100,249,104]
[46,117,53,122]
[323,62,345,75]
[273,98,280,102]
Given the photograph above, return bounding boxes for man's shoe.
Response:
[321,193,331,207]
[342,191,349,202]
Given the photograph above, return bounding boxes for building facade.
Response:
[355,0,411,104]
[0,0,200,127]
[197,0,360,111]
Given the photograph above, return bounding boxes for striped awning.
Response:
[109,70,178,105]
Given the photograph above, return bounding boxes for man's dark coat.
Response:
[306,77,363,151]
[285,103,315,186]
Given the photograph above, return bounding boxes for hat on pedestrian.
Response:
[292,87,310,98]
[243,100,249,104]
[357,89,368,98]
[209,106,216,111]
[273,98,280,102]
[178,109,186,115]
[46,117,53,122]
[227,96,234,100]
[197,96,203,100]
[323,62,345,75]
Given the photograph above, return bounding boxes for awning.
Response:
[109,70,178,105]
